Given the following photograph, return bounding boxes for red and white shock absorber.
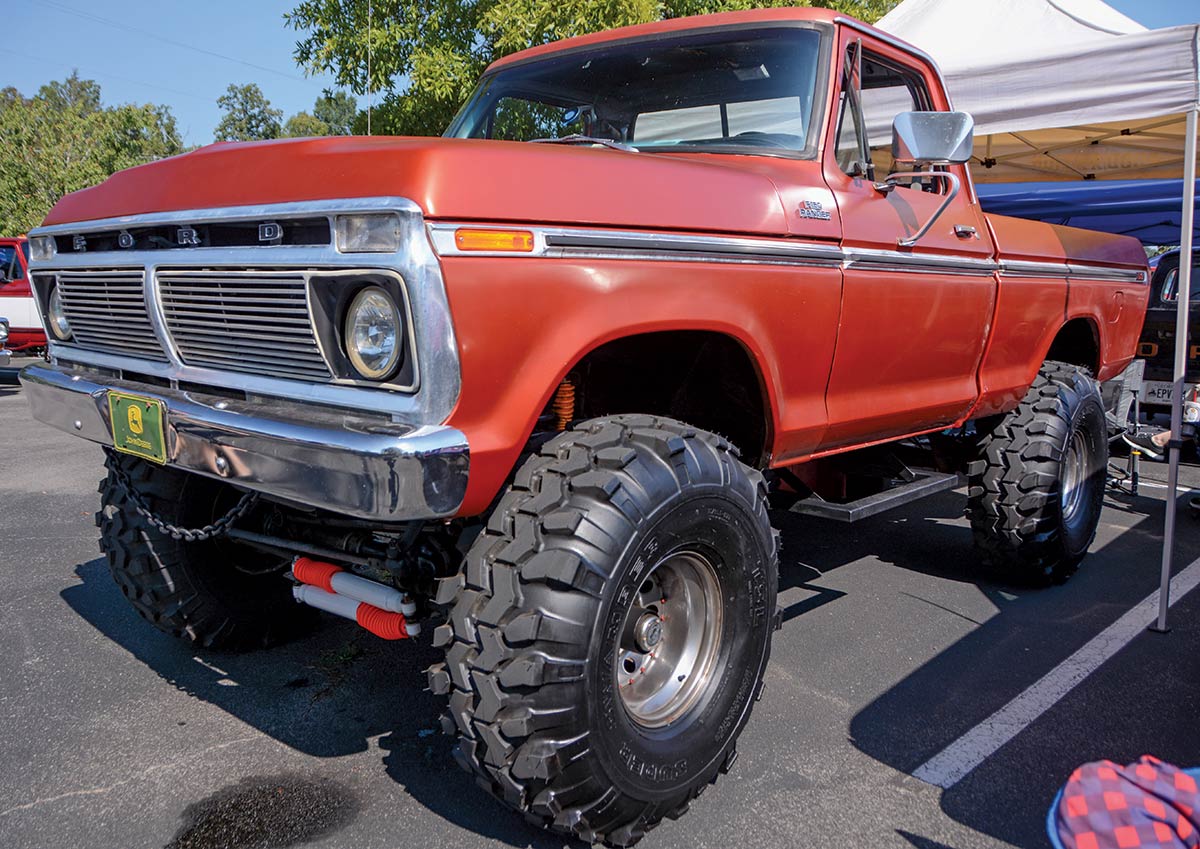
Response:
[291,557,420,640]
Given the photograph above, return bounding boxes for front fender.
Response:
[440,256,842,515]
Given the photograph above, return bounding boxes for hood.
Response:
[44,136,791,237]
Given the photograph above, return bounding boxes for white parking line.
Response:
[912,554,1200,789]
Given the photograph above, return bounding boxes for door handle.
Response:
[954,224,979,239]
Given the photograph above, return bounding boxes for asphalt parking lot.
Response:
[1,360,1198,849]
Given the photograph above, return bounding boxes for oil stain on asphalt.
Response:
[165,774,356,849]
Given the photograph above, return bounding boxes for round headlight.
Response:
[47,285,72,341]
[0,321,8,345]
[343,286,401,380]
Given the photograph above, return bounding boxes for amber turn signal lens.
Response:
[454,229,535,252]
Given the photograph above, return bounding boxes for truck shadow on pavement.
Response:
[770,488,1007,624]
[60,558,566,849]
[58,481,1194,849]
[841,485,1200,848]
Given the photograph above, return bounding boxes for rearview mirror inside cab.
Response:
[892,111,974,166]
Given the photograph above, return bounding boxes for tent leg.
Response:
[1152,107,1198,634]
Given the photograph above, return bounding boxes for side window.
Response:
[1162,267,1179,301]
[834,90,866,175]
[1160,261,1200,304]
[0,247,16,282]
[834,47,944,192]
[834,45,868,176]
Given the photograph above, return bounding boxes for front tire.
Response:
[966,360,1108,583]
[97,450,315,651]
[427,415,778,846]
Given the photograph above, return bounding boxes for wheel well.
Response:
[563,331,771,465]
[1045,318,1099,373]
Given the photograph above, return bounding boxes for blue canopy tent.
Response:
[977,179,1200,245]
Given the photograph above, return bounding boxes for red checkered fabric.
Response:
[1056,757,1200,849]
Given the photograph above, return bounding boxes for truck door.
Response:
[0,240,41,335]
[818,34,997,451]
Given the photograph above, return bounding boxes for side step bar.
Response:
[789,470,963,523]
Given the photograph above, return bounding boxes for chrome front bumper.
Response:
[20,361,469,521]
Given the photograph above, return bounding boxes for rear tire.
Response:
[967,360,1107,583]
[427,415,778,846]
[96,450,314,651]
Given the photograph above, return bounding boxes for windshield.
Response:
[446,27,825,156]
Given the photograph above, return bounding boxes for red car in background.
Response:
[0,236,46,352]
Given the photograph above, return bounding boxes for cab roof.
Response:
[487,8,855,74]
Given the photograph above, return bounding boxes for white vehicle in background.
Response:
[0,318,11,368]
[0,237,46,354]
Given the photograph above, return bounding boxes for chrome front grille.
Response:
[56,270,168,361]
[48,267,332,381]
[158,270,331,381]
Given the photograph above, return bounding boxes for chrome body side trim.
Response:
[999,259,1072,279]
[430,223,1144,282]
[430,223,999,276]
[29,198,460,425]
[428,224,844,267]
[19,361,469,520]
[843,247,997,276]
[1066,264,1148,283]
[999,259,1147,284]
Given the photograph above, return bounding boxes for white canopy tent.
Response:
[879,0,1200,629]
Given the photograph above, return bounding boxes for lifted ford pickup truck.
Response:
[20,9,1148,845]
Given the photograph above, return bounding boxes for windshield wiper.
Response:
[530,134,639,153]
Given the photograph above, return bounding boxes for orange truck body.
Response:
[26,8,1148,519]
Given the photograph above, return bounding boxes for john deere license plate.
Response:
[108,391,167,464]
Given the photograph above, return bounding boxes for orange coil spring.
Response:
[552,378,576,431]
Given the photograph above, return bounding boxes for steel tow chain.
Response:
[111,461,259,542]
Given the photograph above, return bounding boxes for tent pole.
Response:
[1153,107,1198,634]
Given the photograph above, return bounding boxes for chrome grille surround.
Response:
[158,269,331,381]
[26,198,461,427]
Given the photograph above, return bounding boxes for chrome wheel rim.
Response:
[615,550,723,728]
[1061,428,1090,523]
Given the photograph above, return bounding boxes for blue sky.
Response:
[3,0,1198,146]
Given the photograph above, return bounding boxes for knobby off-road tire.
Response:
[967,360,1108,583]
[427,415,778,846]
[96,450,314,651]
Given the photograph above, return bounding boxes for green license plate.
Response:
[108,391,167,464]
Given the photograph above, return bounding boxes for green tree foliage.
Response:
[214,83,284,142]
[286,0,898,136]
[283,111,332,137]
[282,89,358,137]
[313,90,357,134]
[38,71,102,114]
[0,72,183,234]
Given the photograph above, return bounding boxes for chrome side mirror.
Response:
[874,111,974,248]
[892,111,974,166]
